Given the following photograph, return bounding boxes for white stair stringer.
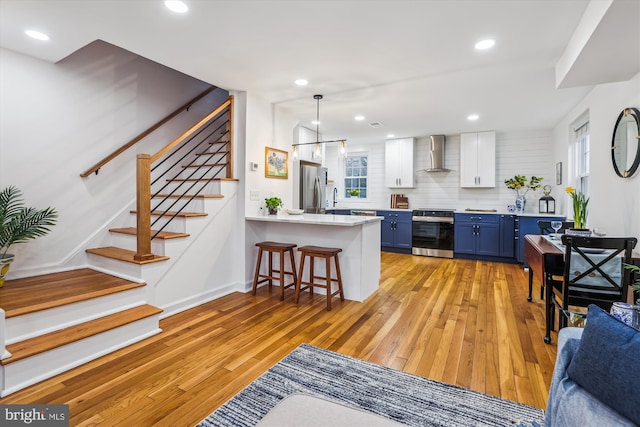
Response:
[0,313,161,397]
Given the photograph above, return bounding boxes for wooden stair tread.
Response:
[1,304,162,365]
[153,193,224,199]
[0,269,145,318]
[129,210,208,217]
[86,247,170,264]
[109,227,190,239]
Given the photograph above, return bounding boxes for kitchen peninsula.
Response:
[245,213,383,302]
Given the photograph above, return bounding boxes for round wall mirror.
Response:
[611,107,640,178]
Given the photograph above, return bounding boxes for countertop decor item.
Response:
[347,189,361,197]
[264,197,283,215]
[565,186,589,229]
[0,185,58,287]
[504,175,543,212]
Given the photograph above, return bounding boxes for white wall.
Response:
[0,41,229,277]
[326,130,555,213]
[552,73,640,240]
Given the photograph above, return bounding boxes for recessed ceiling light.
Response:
[467,114,480,121]
[294,79,308,86]
[387,134,395,138]
[165,0,188,13]
[475,39,495,50]
[25,30,49,41]
[354,115,365,121]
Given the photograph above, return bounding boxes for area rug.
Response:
[197,343,544,427]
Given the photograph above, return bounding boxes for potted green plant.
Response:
[0,186,58,287]
[624,264,640,305]
[565,186,589,234]
[264,197,283,215]
[347,189,361,197]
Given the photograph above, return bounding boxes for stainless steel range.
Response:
[412,209,455,258]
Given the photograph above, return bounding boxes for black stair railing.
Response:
[134,96,233,260]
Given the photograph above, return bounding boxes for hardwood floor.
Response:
[0,253,557,426]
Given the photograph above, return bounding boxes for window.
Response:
[575,121,589,195]
[344,154,367,198]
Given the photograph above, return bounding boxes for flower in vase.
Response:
[504,175,543,196]
[565,186,589,229]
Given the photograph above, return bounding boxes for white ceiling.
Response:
[1,0,637,144]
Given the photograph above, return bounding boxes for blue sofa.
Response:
[544,305,639,426]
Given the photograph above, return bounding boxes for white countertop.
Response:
[245,213,383,226]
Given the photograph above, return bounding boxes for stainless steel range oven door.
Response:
[411,216,454,258]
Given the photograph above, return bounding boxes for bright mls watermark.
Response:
[0,405,68,426]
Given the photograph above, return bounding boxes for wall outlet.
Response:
[250,190,260,201]
[250,162,259,171]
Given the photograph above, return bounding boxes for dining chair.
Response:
[543,235,637,344]
[528,221,575,302]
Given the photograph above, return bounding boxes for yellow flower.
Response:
[565,186,575,194]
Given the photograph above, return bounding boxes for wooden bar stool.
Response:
[252,241,298,301]
[295,245,345,311]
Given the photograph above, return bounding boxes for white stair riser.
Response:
[154,180,221,195]
[5,287,146,345]
[86,253,171,289]
[107,233,167,255]
[146,216,188,233]
[150,197,205,213]
[0,315,161,397]
[188,153,228,167]
[86,254,145,280]
[177,166,226,180]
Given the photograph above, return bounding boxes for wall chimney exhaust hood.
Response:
[425,135,450,172]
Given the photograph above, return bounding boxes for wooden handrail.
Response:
[80,86,217,177]
[151,98,232,163]
[134,96,234,260]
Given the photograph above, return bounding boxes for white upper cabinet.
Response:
[460,131,496,188]
[385,138,415,188]
[294,126,323,162]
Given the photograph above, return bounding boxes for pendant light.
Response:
[292,94,347,160]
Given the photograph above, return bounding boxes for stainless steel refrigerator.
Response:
[299,161,328,213]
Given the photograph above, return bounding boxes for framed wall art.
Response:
[265,147,288,179]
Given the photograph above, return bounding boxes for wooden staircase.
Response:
[0,95,237,397]
[0,269,162,397]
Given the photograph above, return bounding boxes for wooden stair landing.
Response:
[0,269,145,318]
[1,304,162,365]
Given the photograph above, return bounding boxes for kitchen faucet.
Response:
[333,187,338,207]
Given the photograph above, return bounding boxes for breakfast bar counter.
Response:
[245,214,383,302]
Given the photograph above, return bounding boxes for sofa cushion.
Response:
[566,304,640,424]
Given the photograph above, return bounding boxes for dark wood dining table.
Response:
[525,235,640,301]
[524,234,640,343]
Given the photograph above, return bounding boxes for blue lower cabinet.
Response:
[454,222,476,254]
[454,214,499,257]
[499,215,516,258]
[454,213,521,262]
[378,211,412,253]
